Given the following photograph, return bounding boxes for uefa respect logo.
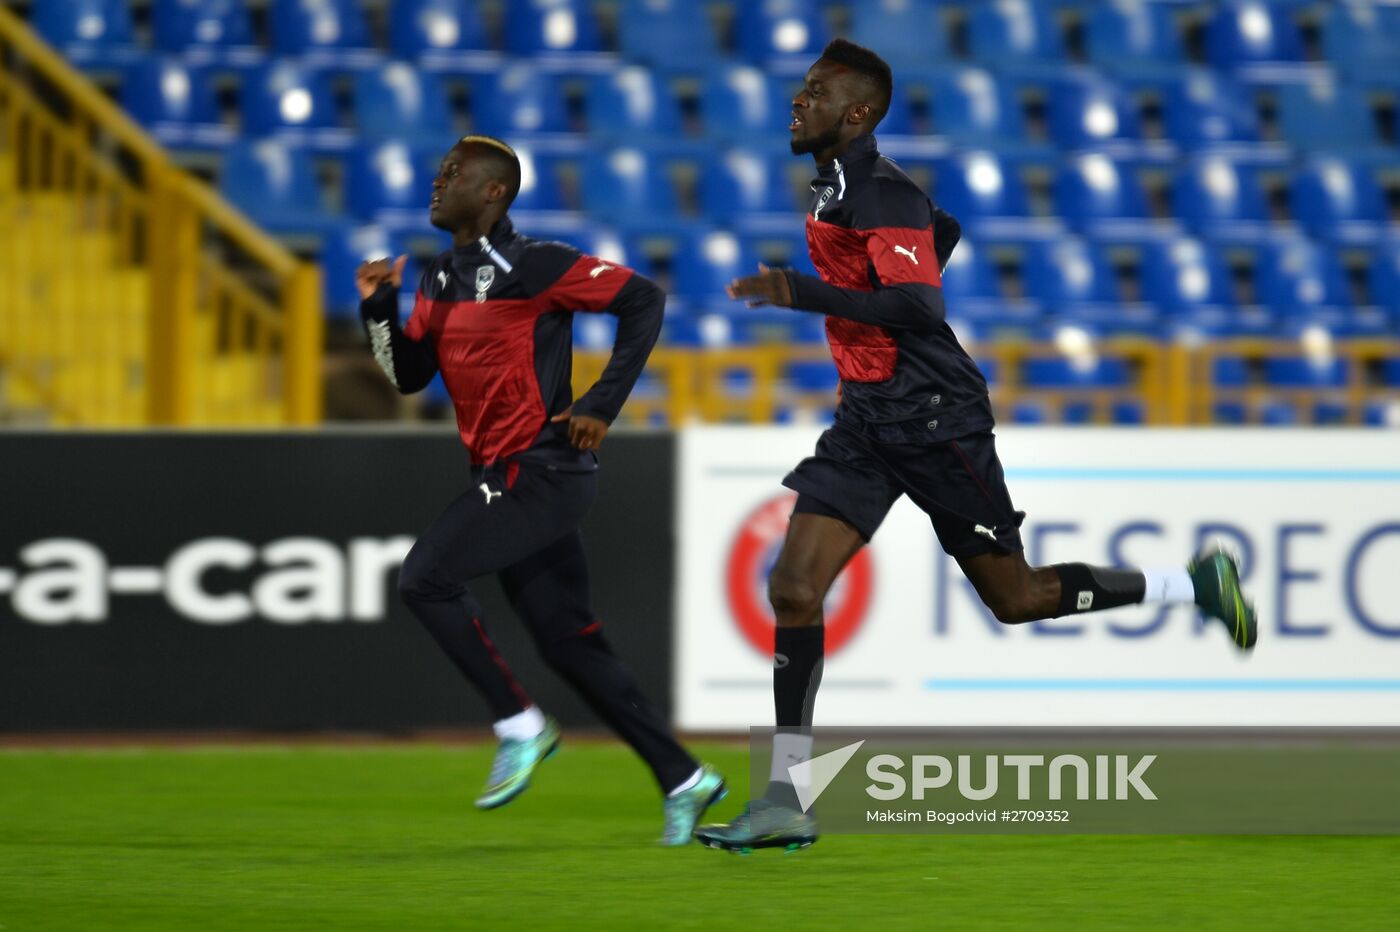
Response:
[724,493,874,656]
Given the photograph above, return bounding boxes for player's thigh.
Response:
[406,468,596,590]
[780,424,901,542]
[895,432,1025,560]
[498,530,594,640]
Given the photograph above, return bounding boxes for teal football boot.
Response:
[475,716,561,810]
[1189,547,1258,651]
[659,764,728,846]
[694,798,818,853]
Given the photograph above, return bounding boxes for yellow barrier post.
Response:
[284,262,324,425]
[146,177,197,425]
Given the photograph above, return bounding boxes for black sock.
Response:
[1052,563,1147,617]
[766,626,825,806]
[774,625,825,728]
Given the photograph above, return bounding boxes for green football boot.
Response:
[659,764,728,846]
[1189,546,1258,651]
[694,798,818,853]
[474,717,561,810]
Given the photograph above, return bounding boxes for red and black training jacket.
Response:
[782,133,993,443]
[359,216,662,475]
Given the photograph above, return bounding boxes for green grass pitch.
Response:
[1,742,1396,930]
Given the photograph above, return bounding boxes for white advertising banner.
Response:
[675,427,1400,729]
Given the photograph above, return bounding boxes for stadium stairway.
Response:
[0,4,321,427]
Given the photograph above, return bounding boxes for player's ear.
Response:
[848,102,871,126]
[484,179,508,203]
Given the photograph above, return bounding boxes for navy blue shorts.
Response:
[782,423,1025,557]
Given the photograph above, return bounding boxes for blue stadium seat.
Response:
[352,64,453,142]
[924,67,1027,144]
[1290,157,1387,242]
[1368,239,1400,315]
[1212,355,1250,387]
[731,308,821,346]
[574,312,619,351]
[1161,71,1260,147]
[585,67,683,138]
[240,61,345,145]
[469,65,571,136]
[1276,79,1380,152]
[320,224,396,317]
[1258,399,1301,425]
[940,238,1000,302]
[1010,401,1049,424]
[1263,356,1348,388]
[581,148,679,227]
[735,0,828,62]
[873,79,917,137]
[511,146,568,213]
[547,228,631,268]
[268,0,377,67]
[1140,239,1235,312]
[1322,2,1400,72]
[219,140,337,236]
[33,0,137,68]
[699,149,798,224]
[968,0,1065,66]
[935,151,1030,222]
[1112,400,1147,425]
[701,65,793,143]
[1252,238,1351,316]
[1021,239,1117,307]
[1053,153,1150,235]
[1046,77,1141,150]
[346,140,436,229]
[672,230,750,304]
[389,0,492,62]
[941,240,1043,332]
[743,230,819,279]
[1206,1,1304,68]
[503,0,604,55]
[1023,357,1132,388]
[121,59,233,149]
[1171,156,1269,239]
[1363,401,1396,426]
[785,358,840,394]
[1085,0,1185,67]
[848,0,947,66]
[616,0,718,72]
[152,0,258,65]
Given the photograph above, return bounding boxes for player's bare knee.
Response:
[767,570,823,625]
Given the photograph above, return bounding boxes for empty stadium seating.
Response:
[26,0,1398,425]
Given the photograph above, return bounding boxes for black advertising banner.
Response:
[0,430,676,731]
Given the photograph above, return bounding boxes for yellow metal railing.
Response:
[0,5,321,426]
[574,338,1400,427]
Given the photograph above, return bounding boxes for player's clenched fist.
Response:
[727,262,793,308]
[355,254,408,300]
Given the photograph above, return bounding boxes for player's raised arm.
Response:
[727,198,954,334]
[356,255,439,395]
